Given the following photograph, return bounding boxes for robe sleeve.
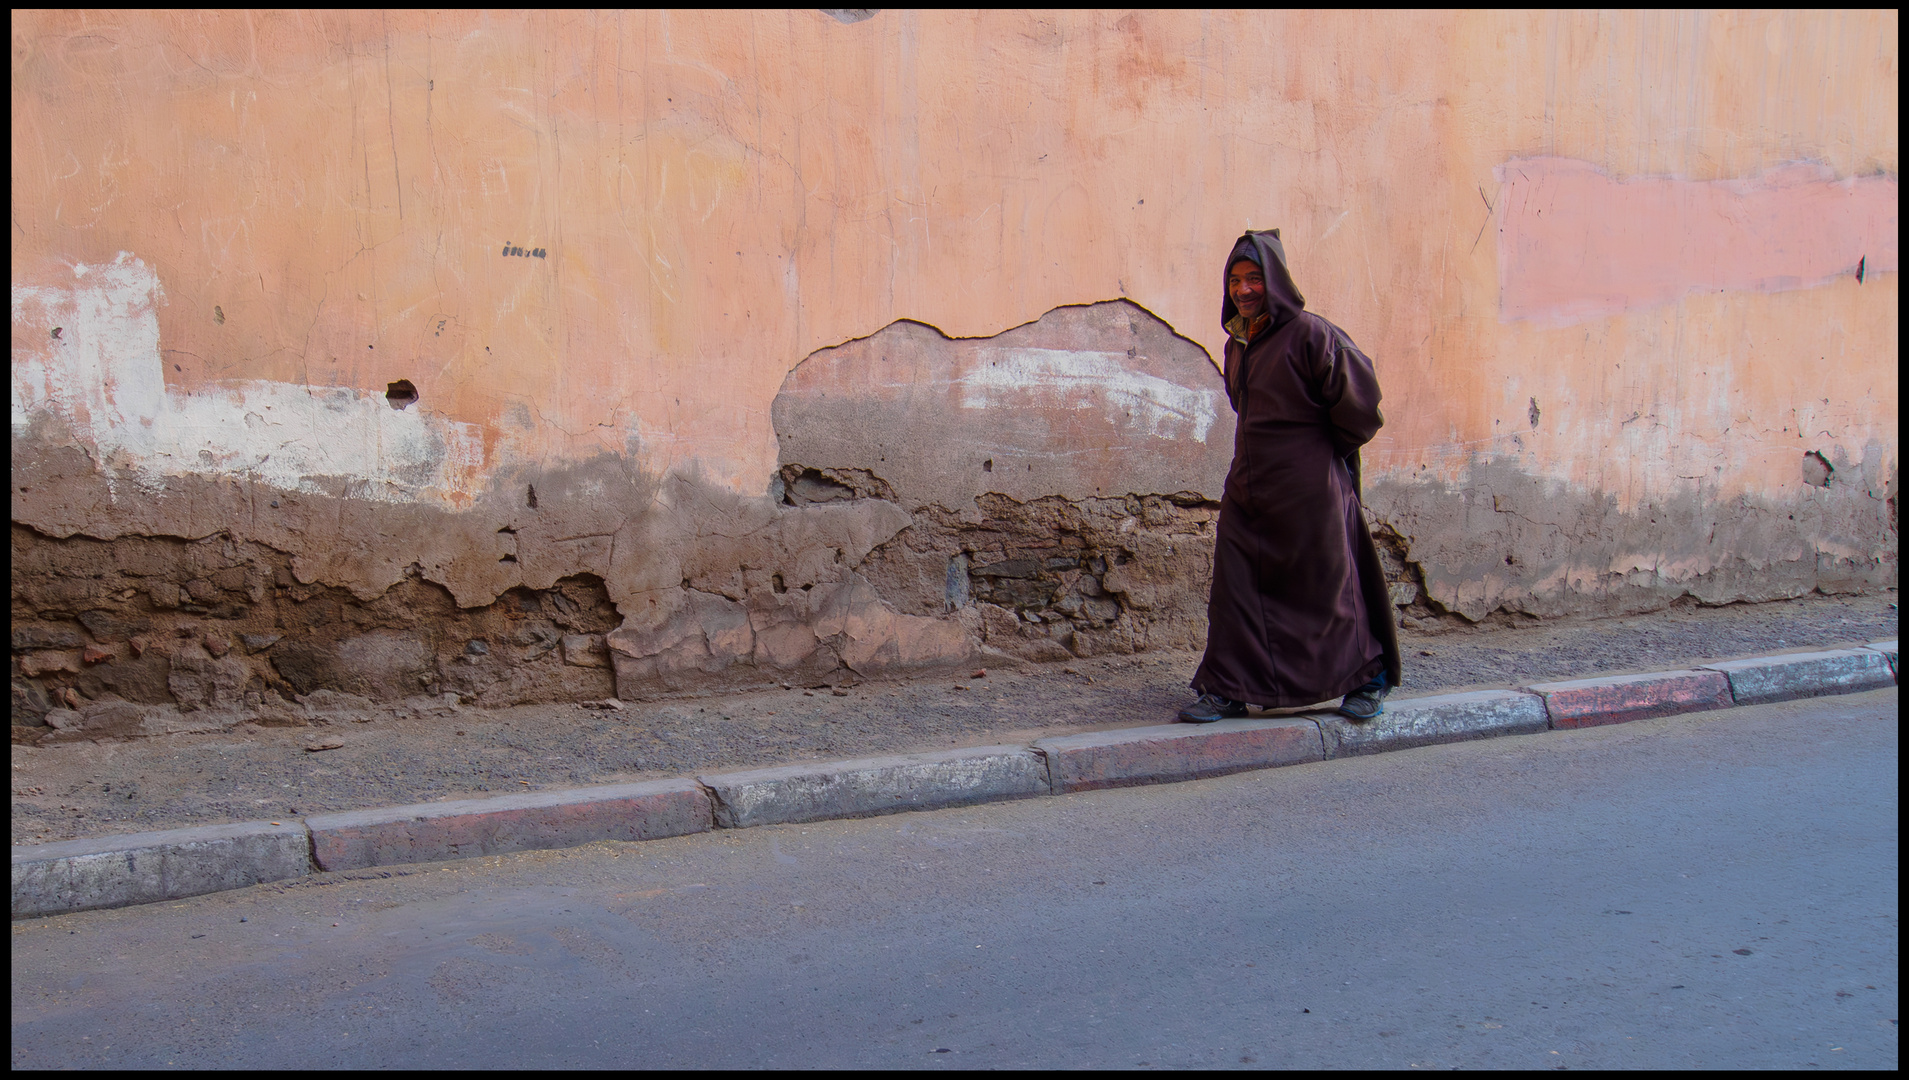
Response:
[1316,330,1384,456]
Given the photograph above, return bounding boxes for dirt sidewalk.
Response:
[11,591,1896,846]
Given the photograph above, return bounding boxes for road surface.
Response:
[11,688,1898,1069]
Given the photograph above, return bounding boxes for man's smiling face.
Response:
[1228,259,1266,319]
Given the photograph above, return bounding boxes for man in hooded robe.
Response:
[1179,229,1402,723]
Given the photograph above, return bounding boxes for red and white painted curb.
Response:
[12,640,1897,919]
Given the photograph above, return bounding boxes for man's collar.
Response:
[1226,309,1271,346]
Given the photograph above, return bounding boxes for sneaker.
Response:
[1178,692,1247,724]
[1337,673,1390,721]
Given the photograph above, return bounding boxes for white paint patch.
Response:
[960,347,1219,443]
[12,253,484,504]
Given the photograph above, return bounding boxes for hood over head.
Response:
[1222,228,1306,331]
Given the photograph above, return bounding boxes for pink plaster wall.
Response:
[1496,158,1898,326]
[8,10,1901,628]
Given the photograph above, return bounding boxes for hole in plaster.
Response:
[50,327,62,339]
[498,526,517,535]
[386,380,419,410]
[1802,451,1833,488]
[526,485,539,509]
[983,458,993,472]
[780,467,871,505]
[499,554,518,564]
[1528,397,1542,430]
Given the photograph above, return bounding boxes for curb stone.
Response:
[1526,669,1734,729]
[306,779,711,872]
[1316,689,1550,758]
[11,821,311,919]
[698,746,1049,829]
[1700,649,1896,706]
[1035,717,1322,793]
[11,646,1900,919]
[1861,639,1898,677]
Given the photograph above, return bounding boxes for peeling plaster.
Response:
[12,254,485,505]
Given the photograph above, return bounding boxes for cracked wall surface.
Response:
[10,11,1899,735]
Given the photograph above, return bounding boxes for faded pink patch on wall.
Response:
[1495,158,1898,325]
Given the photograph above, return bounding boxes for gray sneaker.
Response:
[1337,675,1389,721]
[1178,693,1247,724]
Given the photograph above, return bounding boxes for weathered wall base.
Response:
[602,488,1229,699]
[1368,451,1899,625]
[11,521,620,736]
[862,493,1221,660]
[9,483,1231,734]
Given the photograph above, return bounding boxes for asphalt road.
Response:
[11,688,1898,1069]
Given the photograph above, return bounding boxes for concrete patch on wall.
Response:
[1495,158,1898,326]
[772,300,1232,513]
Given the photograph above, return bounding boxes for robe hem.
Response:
[1188,656,1385,711]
